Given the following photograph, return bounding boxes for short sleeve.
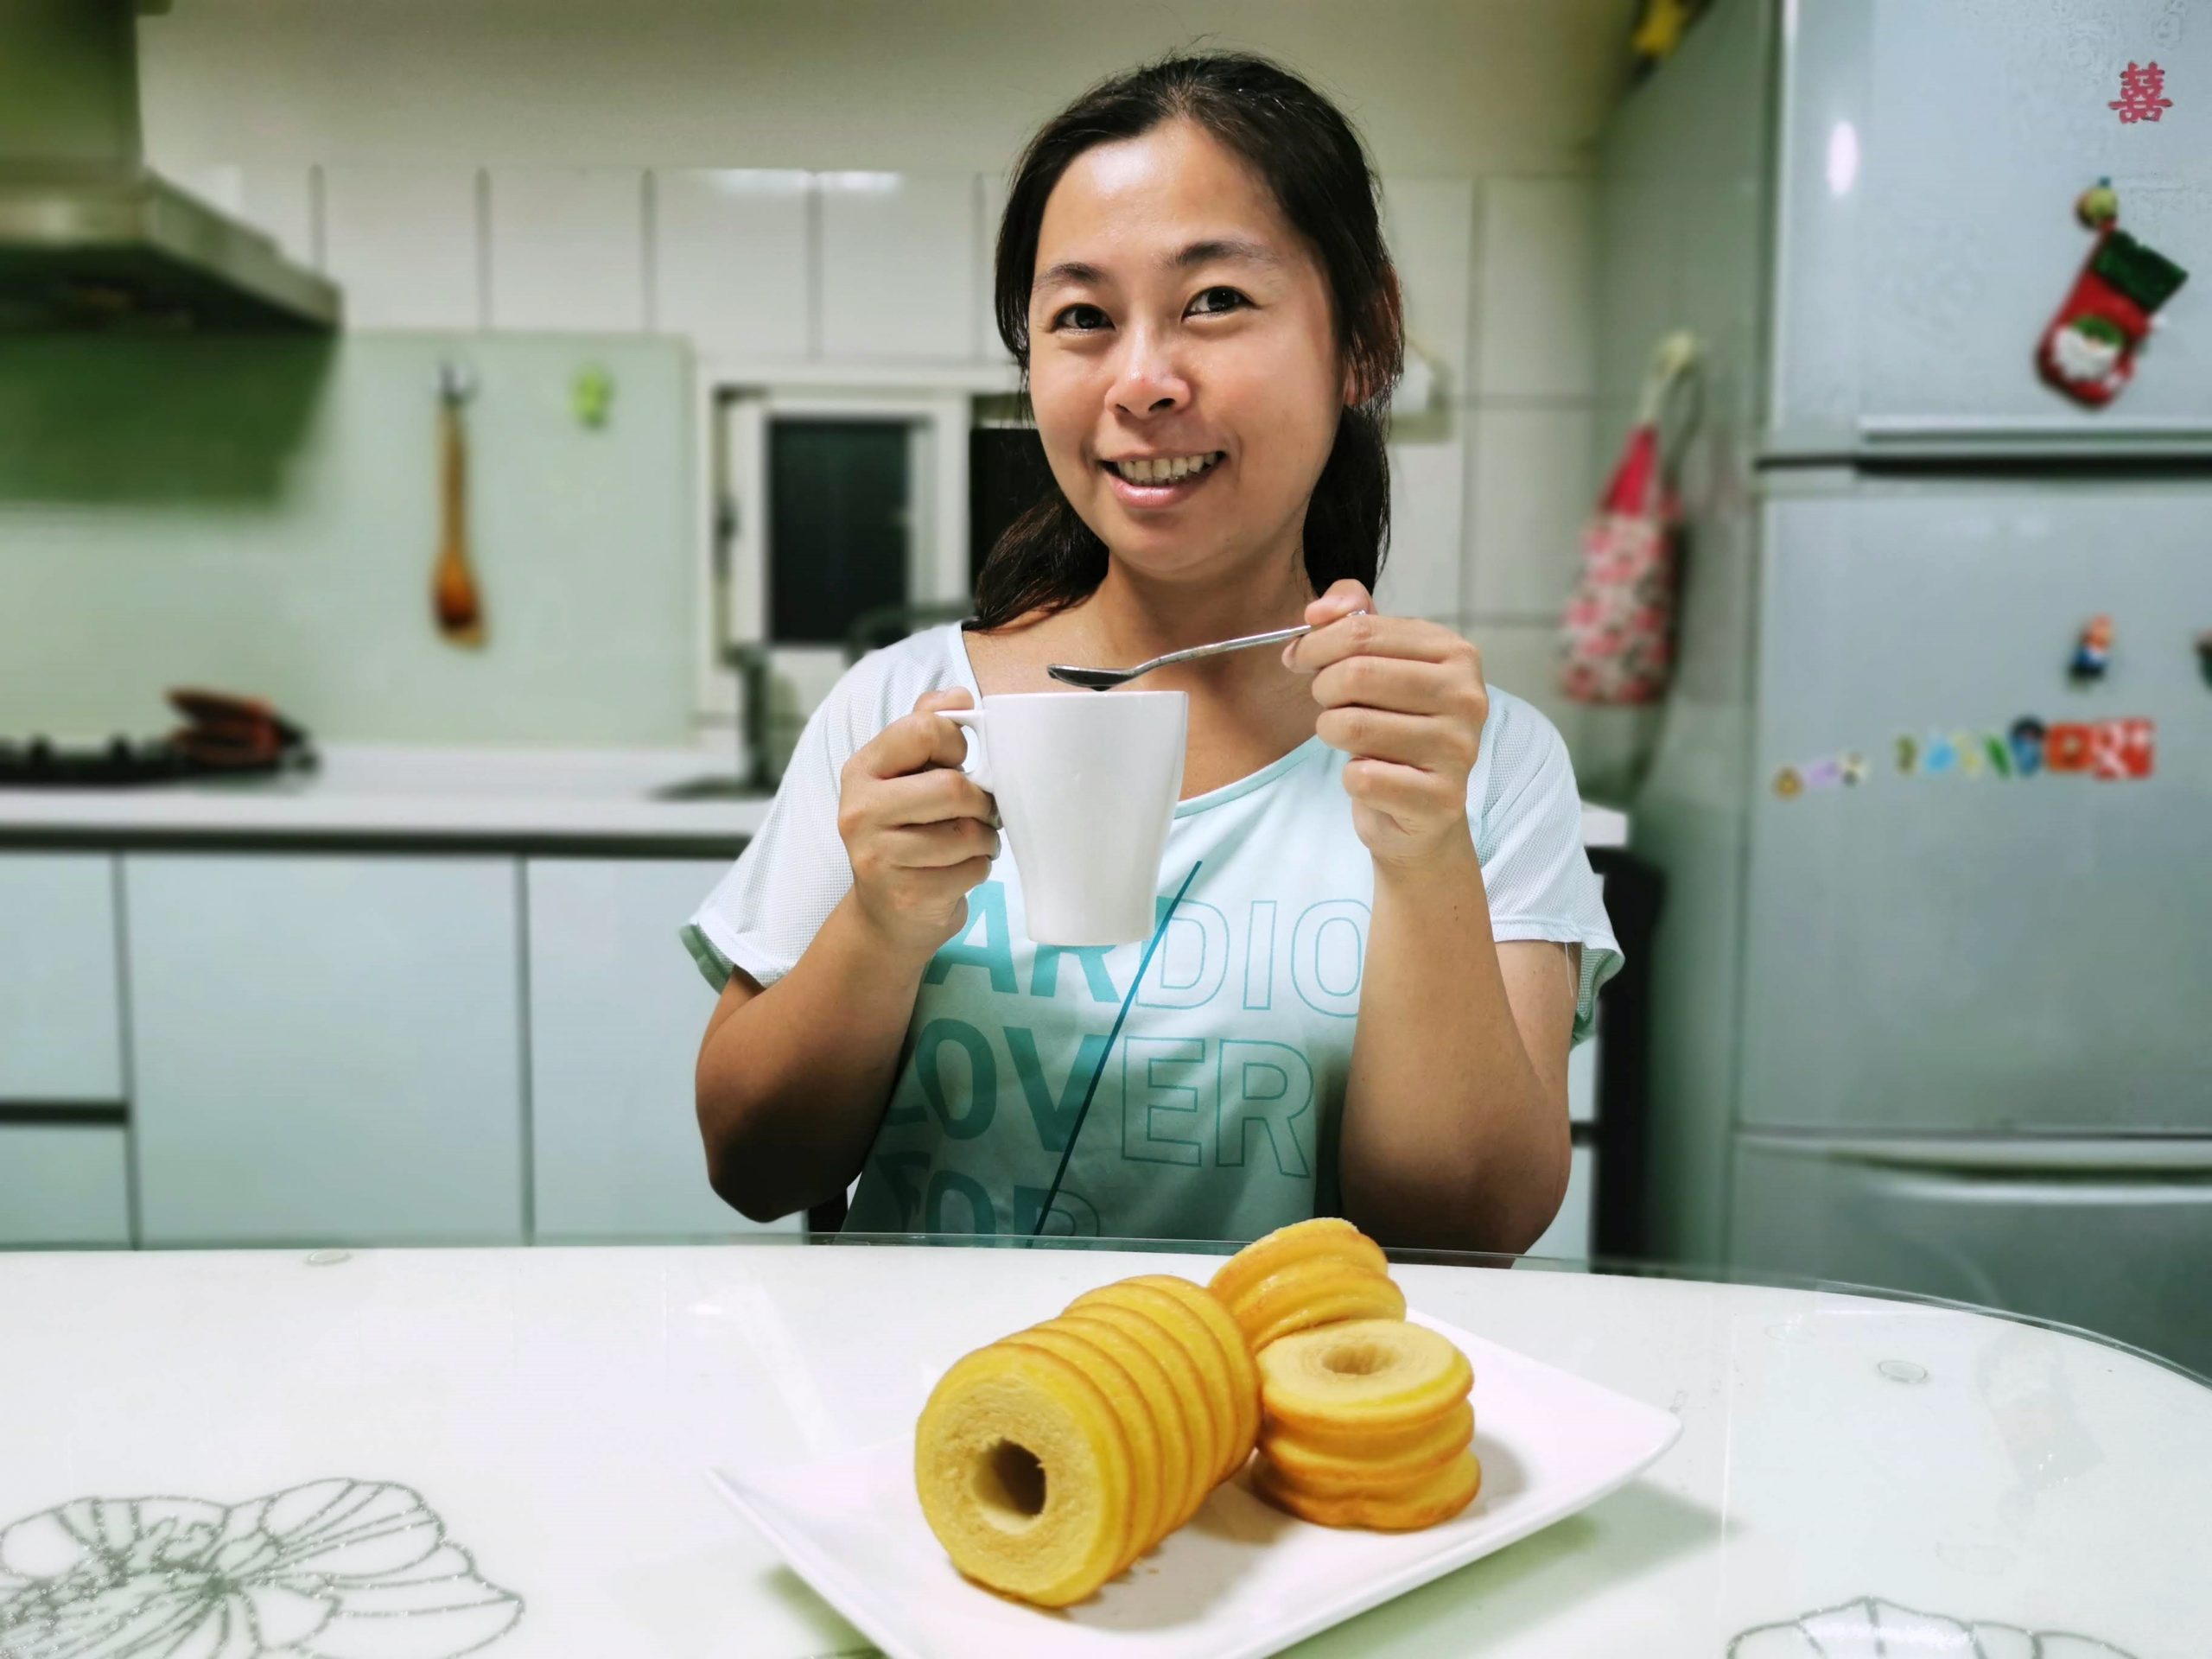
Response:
[679,627,973,994]
[679,695,855,994]
[1469,691,1624,1045]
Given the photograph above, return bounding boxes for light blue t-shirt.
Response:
[683,623,1623,1242]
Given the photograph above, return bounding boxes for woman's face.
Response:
[1027,118,1350,584]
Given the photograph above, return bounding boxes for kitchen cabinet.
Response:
[524,858,795,1239]
[650,168,812,359]
[0,1124,130,1248]
[124,855,525,1246]
[818,172,976,362]
[487,167,647,333]
[0,854,124,1103]
[320,164,485,330]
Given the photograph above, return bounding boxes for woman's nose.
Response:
[1109,330,1190,416]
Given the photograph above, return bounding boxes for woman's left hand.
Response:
[1284,579,1489,869]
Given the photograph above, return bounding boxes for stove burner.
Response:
[0,734,313,787]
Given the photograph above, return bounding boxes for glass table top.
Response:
[0,1236,2202,1657]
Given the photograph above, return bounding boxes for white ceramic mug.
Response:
[944,690,1188,945]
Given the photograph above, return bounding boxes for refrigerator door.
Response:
[1730,1132,2212,1382]
[1772,0,2212,449]
[1742,480,2212,1135]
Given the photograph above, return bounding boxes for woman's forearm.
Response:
[1338,836,1568,1254]
[695,890,932,1223]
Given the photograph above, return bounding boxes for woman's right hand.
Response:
[836,688,1001,958]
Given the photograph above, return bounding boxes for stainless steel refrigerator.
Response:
[1604,0,2212,1375]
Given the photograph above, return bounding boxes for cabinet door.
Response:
[1772,0,2212,442]
[1745,484,2212,1135]
[819,172,976,361]
[526,858,795,1239]
[0,855,124,1103]
[1528,1142,1595,1262]
[0,1124,130,1247]
[126,855,525,1246]
[1732,1133,2212,1381]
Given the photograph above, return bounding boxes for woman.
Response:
[685,49,1621,1252]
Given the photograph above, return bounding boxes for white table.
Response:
[0,1242,2202,1657]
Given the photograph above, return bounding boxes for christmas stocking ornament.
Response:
[2037,180,2190,407]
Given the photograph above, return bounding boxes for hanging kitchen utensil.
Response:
[434,359,486,647]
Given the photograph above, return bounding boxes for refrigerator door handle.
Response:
[1740,1132,2212,1178]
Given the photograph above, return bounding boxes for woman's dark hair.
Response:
[968,48,1403,632]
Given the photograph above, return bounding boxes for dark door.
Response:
[768,417,910,645]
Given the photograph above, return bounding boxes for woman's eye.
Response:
[1049,289,1249,332]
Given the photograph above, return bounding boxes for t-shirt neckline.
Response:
[943,622,1327,820]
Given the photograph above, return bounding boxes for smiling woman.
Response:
[685,50,1622,1255]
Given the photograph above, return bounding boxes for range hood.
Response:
[0,0,339,332]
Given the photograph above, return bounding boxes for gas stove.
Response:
[0,735,315,788]
[3,692,315,788]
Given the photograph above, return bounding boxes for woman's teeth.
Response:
[1110,452,1224,484]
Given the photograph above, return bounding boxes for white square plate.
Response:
[709,1310,1682,1659]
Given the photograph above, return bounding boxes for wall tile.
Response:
[1468,405,1597,618]
[1467,620,1580,756]
[1477,176,1598,397]
[321,164,484,329]
[650,168,810,360]
[976,170,1010,364]
[1376,432,1465,624]
[818,172,976,362]
[1380,177,1478,391]
[486,167,646,333]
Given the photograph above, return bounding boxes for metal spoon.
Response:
[1046,622,1319,690]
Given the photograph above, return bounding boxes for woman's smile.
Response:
[1099,449,1229,510]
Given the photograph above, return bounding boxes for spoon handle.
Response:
[1143,622,1313,672]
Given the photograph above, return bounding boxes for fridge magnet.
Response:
[1923,733,1959,775]
[2036,181,2190,407]
[1772,766,1803,799]
[1894,734,1919,775]
[2096,716,2157,779]
[1982,734,2014,778]
[2109,61,2173,124]
[2045,721,2094,772]
[1955,734,1985,778]
[1840,751,1869,786]
[2196,631,2212,688]
[2009,717,2048,777]
[1803,756,1845,791]
[2069,613,2114,683]
[571,364,614,428]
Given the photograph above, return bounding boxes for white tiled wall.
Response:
[187,162,1605,769]
[1459,176,1605,758]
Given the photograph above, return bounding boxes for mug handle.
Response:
[938,708,995,795]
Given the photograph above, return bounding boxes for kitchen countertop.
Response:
[0,743,1632,853]
[0,1240,2200,1658]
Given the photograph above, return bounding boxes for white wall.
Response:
[137,0,1634,772]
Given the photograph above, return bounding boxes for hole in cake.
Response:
[976,1439,1048,1524]
[1321,1342,1390,1376]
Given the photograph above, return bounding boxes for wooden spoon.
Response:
[434,360,485,647]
